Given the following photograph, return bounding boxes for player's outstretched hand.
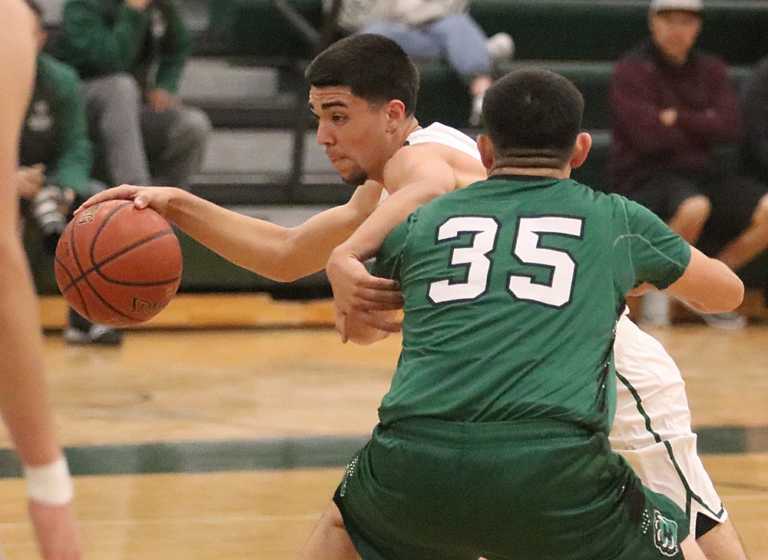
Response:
[326,247,403,314]
[628,282,655,297]
[76,185,181,218]
[335,308,402,344]
[28,499,81,560]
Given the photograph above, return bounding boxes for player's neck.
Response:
[397,118,421,147]
[489,165,570,179]
[369,119,422,183]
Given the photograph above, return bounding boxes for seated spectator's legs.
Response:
[428,14,494,125]
[83,73,151,185]
[141,106,211,188]
[362,15,496,125]
[427,14,493,84]
[360,22,442,60]
[669,195,712,243]
[630,172,711,243]
[706,178,768,271]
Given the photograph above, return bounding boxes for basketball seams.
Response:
[62,202,130,290]
[68,201,144,324]
[90,202,179,287]
[71,204,137,321]
[92,230,182,287]
[56,200,182,325]
[66,210,92,318]
[76,273,137,323]
[54,254,88,315]
[62,230,180,291]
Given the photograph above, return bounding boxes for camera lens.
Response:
[31,186,68,251]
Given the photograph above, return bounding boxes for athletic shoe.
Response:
[486,32,515,61]
[700,311,747,330]
[63,324,123,346]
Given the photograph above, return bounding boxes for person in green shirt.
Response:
[57,0,210,188]
[17,0,122,346]
[319,69,743,559]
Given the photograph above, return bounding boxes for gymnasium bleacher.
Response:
[29,0,768,310]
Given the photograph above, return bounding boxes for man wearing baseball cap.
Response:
[610,2,759,556]
[650,0,702,13]
[609,0,768,332]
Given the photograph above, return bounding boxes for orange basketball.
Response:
[54,200,183,327]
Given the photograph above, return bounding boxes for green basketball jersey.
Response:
[372,176,691,433]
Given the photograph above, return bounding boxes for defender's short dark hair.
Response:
[305,34,420,115]
[482,68,584,167]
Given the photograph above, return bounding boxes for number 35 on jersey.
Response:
[427,215,585,308]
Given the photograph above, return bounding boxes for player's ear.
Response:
[477,134,496,171]
[385,99,407,128]
[569,132,592,169]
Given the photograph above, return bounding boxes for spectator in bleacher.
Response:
[18,0,123,345]
[56,0,211,188]
[740,57,768,184]
[608,0,768,329]
[328,0,513,126]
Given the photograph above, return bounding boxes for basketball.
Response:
[54,200,183,327]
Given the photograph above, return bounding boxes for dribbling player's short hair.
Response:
[482,68,584,168]
[305,34,420,115]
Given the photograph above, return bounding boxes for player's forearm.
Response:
[165,190,365,282]
[163,189,302,280]
[0,240,61,466]
[341,181,443,260]
[666,250,744,313]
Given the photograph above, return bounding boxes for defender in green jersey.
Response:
[372,174,688,434]
[325,69,742,560]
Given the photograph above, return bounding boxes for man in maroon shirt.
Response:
[609,0,768,328]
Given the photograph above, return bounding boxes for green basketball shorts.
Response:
[333,417,689,560]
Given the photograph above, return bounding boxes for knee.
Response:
[100,73,141,105]
[676,195,712,223]
[752,194,768,226]
[433,13,477,34]
[175,108,212,146]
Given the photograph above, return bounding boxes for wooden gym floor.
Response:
[0,295,765,558]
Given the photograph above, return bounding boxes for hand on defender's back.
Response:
[76,185,180,218]
[326,247,403,342]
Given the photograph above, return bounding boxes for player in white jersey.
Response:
[81,35,746,559]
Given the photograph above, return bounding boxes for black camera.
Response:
[30,185,73,252]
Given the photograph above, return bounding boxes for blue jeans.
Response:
[361,14,491,82]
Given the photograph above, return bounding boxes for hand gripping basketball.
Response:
[55,200,183,326]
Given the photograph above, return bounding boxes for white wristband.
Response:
[23,457,74,505]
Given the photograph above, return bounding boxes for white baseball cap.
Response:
[650,0,703,12]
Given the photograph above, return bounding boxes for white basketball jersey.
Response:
[406,122,480,160]
[379,123,480,203]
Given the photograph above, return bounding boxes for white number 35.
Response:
[427,216,584,307]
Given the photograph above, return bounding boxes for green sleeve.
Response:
[154,3,191,93]
[621,199,692,289]
[61,0,149,76]
[371,211,418,281]
[48,59,93,195]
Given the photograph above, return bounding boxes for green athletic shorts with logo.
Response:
[333,417,689,560]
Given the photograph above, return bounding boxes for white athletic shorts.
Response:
[609,313,727,535]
